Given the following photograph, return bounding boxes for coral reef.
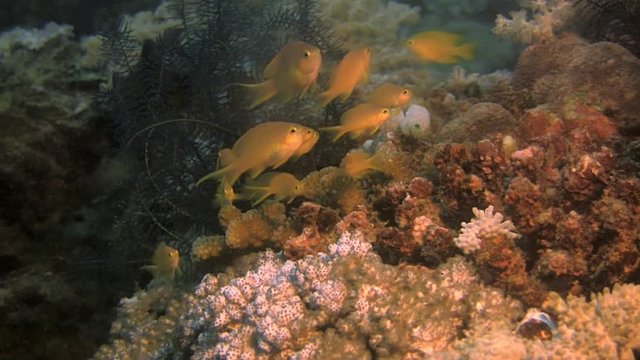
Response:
[438,102,517,143]
[4,0,640,358]
[573,0,640,58]
[513,35,640,133]
[95,229,640,359]
[224,203,297,251]
[493,0,572,44]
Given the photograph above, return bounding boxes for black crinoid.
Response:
[573,0,640,58]
[96,0,343,263]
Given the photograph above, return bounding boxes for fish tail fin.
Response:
[234,80,278,109]
[457,43,475,61]
[196,165,242,187]
[319,126,346,142]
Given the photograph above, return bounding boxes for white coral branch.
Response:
[454,205,519,254]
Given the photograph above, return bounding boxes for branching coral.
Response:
[224,202,296,250]
[454,206,518,255]
[493,0,573,44]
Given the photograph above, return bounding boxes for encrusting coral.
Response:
[94,229,640,359]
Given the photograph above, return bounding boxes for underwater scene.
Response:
[1,0,640,359]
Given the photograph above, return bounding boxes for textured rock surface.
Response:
[514,35,640,134]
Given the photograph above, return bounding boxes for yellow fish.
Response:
[141,242,181,280]
[197,122,317,185]
[320,103,390,142]
[407,31,475,64]
[214,180,242,208]
[366,83,413,108]
[340,150,389,178]
[242,172,304,206]
[291,126,320,162]
[318,47,371,106]
[236,41,322,109]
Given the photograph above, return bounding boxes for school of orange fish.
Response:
[197,30,475,207]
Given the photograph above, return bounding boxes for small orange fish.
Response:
[214,180,242,208]
[320,103,390,142]
[141,242,181,280]
[236,41,322,109]
[242,171,304,206]
[291,126,320,162]
[340,150,389,178]
[197,122,317,185]
[318,47,371,106]
[407,31,475,64]
[367,83,413,108]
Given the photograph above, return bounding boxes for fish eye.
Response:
[289,127,297,134]
[382,109,389,114]
[402,89,409,95]
[303,51,310,57]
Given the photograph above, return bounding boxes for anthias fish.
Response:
[407,31,475,64]
[318,47,371,106]
[197,122,318,185]
[236,41,322,109]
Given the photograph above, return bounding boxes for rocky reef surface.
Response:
[1,0,639,359]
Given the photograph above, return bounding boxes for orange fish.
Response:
[367,83,413,108]
[197,122,317,185]
[340,150,389,178]
[236,41,322,109]
[141,242,181,280]
[407,31,475,64]
[241,172,304,206]
[318,47,371,106]
[320,103,390,142]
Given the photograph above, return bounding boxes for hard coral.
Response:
[438,102,517,143]
[455,206,547,306]
[283,202,340,259]
[514,34,640,133]
[574,0,640,58]
[454,206,518,255]
[225,203,296,250]
[302,166,367,214]
[493,0,573,44]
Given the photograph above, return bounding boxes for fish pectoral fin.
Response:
[338,91,352,102]
[252,192,273,207]
[367,125,381,136]
[318,89,337,106]
[359,71,369,85]
[248,166,266,179]
[348,129,365,140]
